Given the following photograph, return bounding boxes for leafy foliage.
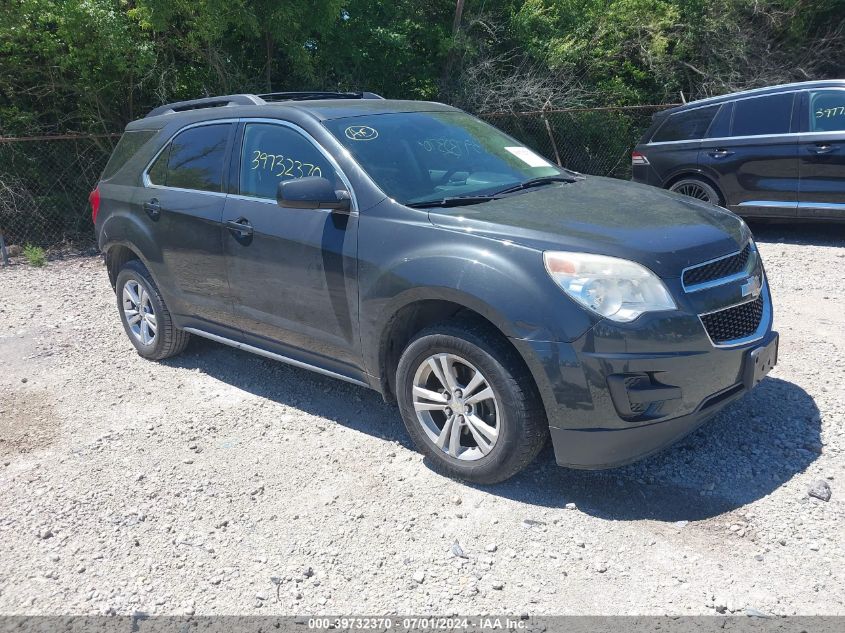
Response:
[0,0,843,132]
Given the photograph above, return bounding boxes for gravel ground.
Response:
[0,222,843,617]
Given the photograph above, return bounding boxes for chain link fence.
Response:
[481,104,675,179]
[0,105,675,255]
[0,134,119,253]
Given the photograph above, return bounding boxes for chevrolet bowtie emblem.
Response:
[741,275,762,299]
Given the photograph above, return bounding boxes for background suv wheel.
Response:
[669,177,724,206]
[396,321,548,484]
[115,259,190,360]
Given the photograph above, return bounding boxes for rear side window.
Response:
[651,105,719,142]
[809,90,845,132]
[705,103,733,138]
[239,123,336,200]
[638,114,666,144]
[147,145,170,185]
[732,93,794,136]
[102,130,156,180]
[148,124,232,192]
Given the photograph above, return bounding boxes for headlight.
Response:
[543,251,676,322]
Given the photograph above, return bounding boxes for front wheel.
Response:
[396,322,548,484]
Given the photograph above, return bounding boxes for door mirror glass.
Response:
[277,176,351,211]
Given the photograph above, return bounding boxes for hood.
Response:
[426,177,747,278]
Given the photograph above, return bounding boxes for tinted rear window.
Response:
[101,130,156,180]
[732,93,794,136]
[706,103,733,138]
[165,124,231,192]
[651,105,719,142]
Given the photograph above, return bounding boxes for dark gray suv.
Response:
[632,80,845,221]
[92,92,778,483]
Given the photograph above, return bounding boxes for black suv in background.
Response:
[92,92,778,484]
[632,80,845,221]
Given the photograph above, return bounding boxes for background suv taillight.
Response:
[89,187,101,223]
[631,151,649,166]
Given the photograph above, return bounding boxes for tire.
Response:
[115,259,190,360]
[669,177,724,206]
[396,321,548,484]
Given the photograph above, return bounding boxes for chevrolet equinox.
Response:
[92,91,778,484]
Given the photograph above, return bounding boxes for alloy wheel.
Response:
[122,280,157,345]
[411,353,500,461]
[673,181,716,203]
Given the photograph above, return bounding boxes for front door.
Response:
[140,122,235,329]
[222,121,362,380]
[699,91,799,218]
[798,88,845,220]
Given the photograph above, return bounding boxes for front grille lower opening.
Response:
[700,295,764,344]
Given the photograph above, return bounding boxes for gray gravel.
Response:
[0,222,843,616]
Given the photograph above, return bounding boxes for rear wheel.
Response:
[396,321,548,484]
[115,259,190,360]
[669,177,723,206]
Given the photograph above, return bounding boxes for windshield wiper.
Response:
[491,175,578,196]
[405,175,579,208]
[406,195,500,209]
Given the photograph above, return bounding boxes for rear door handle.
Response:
[143,198,161,220]
[708,149,734,159]
[809,143,834,155]
[224,218,254,238]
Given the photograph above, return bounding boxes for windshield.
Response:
[323,111,568,205]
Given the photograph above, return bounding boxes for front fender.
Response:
[357,208,599,378]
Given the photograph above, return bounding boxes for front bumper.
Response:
[511,284,776,469]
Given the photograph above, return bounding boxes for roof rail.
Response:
[145,94,266,118]
[257,91,384,102]
[679,79,845,109]
[144,91,386,118]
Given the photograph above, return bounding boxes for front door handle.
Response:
[224,218,254,238]
[809,143,834,155]
[143,198,161,220]
[708,148,734,159]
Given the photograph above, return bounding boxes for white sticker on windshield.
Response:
[505,146,553,167]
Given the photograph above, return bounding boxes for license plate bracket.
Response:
[743,333,779,389]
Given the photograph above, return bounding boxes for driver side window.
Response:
[239,123,336,200]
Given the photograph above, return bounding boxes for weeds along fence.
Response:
[0,104,674,251]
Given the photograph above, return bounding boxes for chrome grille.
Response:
[700,295,765,345]
[683,243,752,289]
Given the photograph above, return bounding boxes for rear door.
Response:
[141,122,236,329]
[798,88,845,219]
[699,91,799,218]
[639,105,718,186]
[221,120,363,381]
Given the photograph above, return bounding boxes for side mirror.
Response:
[276,176,351,212]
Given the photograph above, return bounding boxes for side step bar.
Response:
[182,327,369,388]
